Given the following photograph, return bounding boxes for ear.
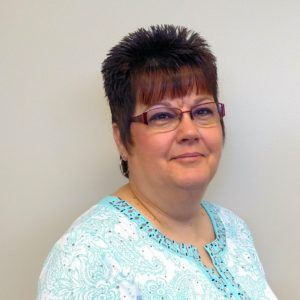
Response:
[112,123,129,159]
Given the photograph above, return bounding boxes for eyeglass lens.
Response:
[146,102,222,131]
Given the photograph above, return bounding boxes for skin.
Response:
[113,91,223,268]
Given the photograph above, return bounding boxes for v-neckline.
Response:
[106,196,226,263]
[104,196,250,299]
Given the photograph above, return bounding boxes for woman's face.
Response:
[115,91,223,192]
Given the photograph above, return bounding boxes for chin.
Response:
[167,159,219,191]
[171,172,212,191]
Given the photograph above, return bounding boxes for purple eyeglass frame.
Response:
[131,102,225,125]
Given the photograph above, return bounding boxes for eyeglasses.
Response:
[131,101,225,132]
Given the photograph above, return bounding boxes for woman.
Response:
[38,25,276,299]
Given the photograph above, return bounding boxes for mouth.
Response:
[171,152,205,161]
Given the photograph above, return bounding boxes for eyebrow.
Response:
[152,96,214,108]
[192,96,215,104]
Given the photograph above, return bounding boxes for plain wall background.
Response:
[1,0,299,299]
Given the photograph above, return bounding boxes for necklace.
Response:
[127,184,206,226]
[129,186,161,225]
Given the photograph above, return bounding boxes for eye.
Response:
[147,108,177,124]
[192,105,215,118]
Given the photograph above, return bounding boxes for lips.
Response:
[171,152,205,160]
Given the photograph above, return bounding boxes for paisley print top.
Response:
[37,196,277,299]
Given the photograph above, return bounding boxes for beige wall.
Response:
[1,0,299,299]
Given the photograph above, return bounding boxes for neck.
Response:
[127,179,207,224]
[113,181,210,245]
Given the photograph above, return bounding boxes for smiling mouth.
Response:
[172,152,205,160]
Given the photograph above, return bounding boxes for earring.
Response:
[119,156,129,177]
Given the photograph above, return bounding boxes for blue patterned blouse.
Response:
[37,196,277,299]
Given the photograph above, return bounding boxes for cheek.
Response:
[203,127,223,155]
[130,128,176,169]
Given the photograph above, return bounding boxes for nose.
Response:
[175,111,200,144]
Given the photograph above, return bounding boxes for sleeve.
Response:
[37,232,119,300]
[234,215,266,276]
[37,229,140,300]
[229,212,279,299]
[218,205,266,277]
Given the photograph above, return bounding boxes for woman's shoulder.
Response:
[203,200,246,222]
[203,200,254,242]
[37,195,128,299]
[69,195,118,226]
[54,195,122,243]
[40,195,123,267]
